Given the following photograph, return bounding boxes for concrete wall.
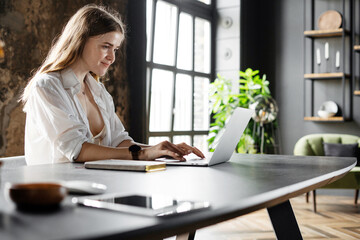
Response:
[216,0,240,92]
[0,0,128,157]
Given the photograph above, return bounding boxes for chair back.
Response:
[294,134,360,156]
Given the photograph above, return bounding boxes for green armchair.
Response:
[293,133,360,212]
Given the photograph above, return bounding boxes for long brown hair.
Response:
[21,4,125,103]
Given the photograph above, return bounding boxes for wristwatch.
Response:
[129,144,141,160]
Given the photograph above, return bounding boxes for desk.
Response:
[0,154,355,240]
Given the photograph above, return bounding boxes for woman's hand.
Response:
[139,141,205,161]
[175,142,205,159]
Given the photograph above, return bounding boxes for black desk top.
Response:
[0,154,355,240]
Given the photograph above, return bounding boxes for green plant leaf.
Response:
[209,70,277,153]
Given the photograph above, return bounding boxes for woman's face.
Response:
[81,31,123,76]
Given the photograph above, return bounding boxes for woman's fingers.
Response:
[160,150,186,161]
[142,141,204,161]
[175,142,192,153]
[161,141,187,156]
[193,147,205,158]
[142,148,182,161]
[176,142,205,158]
[143,142,186,161]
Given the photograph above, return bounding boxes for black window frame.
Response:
[127,0,216,145]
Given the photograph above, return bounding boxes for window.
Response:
[146,0,214,153]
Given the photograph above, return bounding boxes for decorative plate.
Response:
[317,10,342,30]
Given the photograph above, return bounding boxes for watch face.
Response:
[129,145,141,152]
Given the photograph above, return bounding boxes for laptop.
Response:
[159,107,254,167]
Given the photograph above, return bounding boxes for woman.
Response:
[21,4,204,165]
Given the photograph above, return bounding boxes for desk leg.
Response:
[267,200,302,240]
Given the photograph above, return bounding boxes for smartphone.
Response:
[73,194,210,217]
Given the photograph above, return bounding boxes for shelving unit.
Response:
[304,28,349,37]
[303,0,353,122]
[304,72,350,79]
[304,116,345,121]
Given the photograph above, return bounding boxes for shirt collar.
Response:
[85,73,102,98]
[60,68,102,98]
[60,68,81,95]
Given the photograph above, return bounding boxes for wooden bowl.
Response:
[8,183,67,211]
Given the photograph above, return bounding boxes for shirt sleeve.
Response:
[27,83,89,161]
[103,89,133,147]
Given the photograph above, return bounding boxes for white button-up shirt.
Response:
[23,68,132,165]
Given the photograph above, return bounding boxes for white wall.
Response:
[216,0,240,93]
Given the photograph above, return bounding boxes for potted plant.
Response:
[208,68,278,154]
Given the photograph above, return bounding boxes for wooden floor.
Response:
[194,194,360,240]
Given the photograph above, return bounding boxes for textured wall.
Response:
[0,0,128,157]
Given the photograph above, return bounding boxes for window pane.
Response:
[173,135,191,145]
[149,69,174,131]
[194,77,209,130]
[146,0,154,61]
[196,0,211,5]
[149,136,170,145]
[153,1,178,65]
[174,74,192,131]
[194,17,211,73]
[194,135,208,154]
[177,13,193,70]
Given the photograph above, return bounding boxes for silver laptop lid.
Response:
[208,107,254,166]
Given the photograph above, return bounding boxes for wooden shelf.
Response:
[304,28,348,38]
[354,45,360,51]
[304,116,345,122]
[304,72,350,79]
[354,90,360,95]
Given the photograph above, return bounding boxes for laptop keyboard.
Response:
[184,155,204,162]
